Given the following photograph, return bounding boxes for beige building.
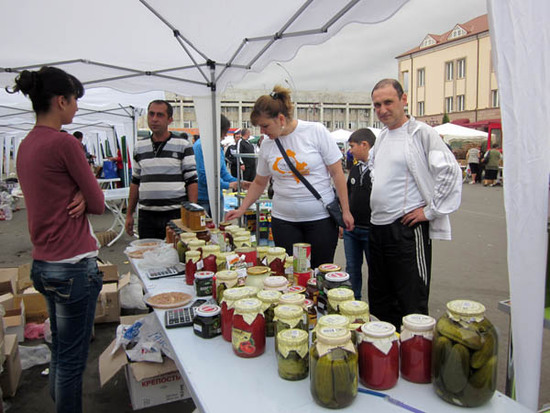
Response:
[396,14,500,127]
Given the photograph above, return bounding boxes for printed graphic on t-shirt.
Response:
[272,149,310,183]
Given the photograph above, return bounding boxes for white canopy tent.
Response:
[434,122,488,144]
[330,128,352,143]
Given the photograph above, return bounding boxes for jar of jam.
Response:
[232,298,266,358]
[201,245,221,273]
[235,247,257,267]
[216,251,231,271]
[188,239,206,252]
[263,275,288,292]
[193,304,221,339]
[316,263,341,295]
[256,246,268,266]
[306,278,319,305]
[286,285,306,295]
[359,321,399,390]
[220,287,249,342]
[187,203,206,231]
[215,270,239,304]
[310,327,357,409]
[400,313,435,384]
[233,235,251,249]
[304,298,317,330]
[205,217,215,229]
[323,271,353,295]
[340,300,370,342]
[267,247,287,276]
[277,328,309,381]
[257,290,282,337]
[274,304,307,352]
[326,287,355,314]
[185,250,201,286]
[218,221,232,231]
[245,266,270,290]
[194,271,214,297]
[433,300,497,407]
[312,314,350,343]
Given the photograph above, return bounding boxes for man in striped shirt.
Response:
[368,79,462,330]
[125,100,198,239]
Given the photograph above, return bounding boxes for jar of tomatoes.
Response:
[400,313,435,384]
[185,250,201,286]
[326,287,355,314]
[201,245,220,273]
[277,328,309,381]
[266,247,287,276]
[214,270,239,304]
[310,327,358,409]
[232,298,266,358]
[359,321,399,390]
[220,287,249,342]
[257,290,282,337]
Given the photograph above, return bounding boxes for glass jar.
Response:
[185,250,201,286]
[209,229,228,252]
[277,328,309,381]
[218,221,232,231]
[274,304,307,352]
[306,278,319,305]
[312,314,350,343]
[188,239,206,252]
[359,321,399,390]
[216,251,231,272]
[194,271,214,297]
[236,247,257,267]
[220,287,249,342]
[317,263,341,295]
[310,326,358,409]
[193,304,221,339]
[400,314,435,384]
[326,288,355,314]
[177,232,197,262]
[263,275,288,292]
[215,270,239,305]
[233,235,251,249]
[240,285,259,298]
[245,266,270,290]
[202,245,221,273]
[279,293,307,330]
[187,202,206,231]
[433,300,498,407]
[323,271,353,295]
[286,285,306,295]
[256,246,268,266]
[232,298,266,358]
[257,290,282,337]
[267,247,287,276]
[304,298,317,330]
[205,217,215,229]
[340,300,370,342]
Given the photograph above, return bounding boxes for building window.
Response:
[323,121,332,129]
[417,101,425,116]
[420,35,436,48]
[457,95,465,112]
[183,121,193,128]
[348,122,356,130]
[491,90,499,107]
[445,62,454,81]
[449,25,467,40]
[242,120,251,129]
[334,121,345,129]
[457,59,466,78]
[417,68,425,87]
[445,97,453,113]
[401,71,409,92]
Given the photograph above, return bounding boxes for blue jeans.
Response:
[343,227,370,300]
[31,258,103,413]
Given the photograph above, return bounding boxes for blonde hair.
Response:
[250,85,294,125]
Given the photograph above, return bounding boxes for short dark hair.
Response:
[221,114,230,137]
[371,79,404,99]
[73,131,83,139]
[348,128,376,147]
[147,100,173,118]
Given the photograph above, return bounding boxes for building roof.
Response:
[396,14,489,58]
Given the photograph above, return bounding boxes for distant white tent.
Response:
[434,122,488,144]
[330,129,352,143]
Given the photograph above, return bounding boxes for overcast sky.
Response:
[234,0,488,94]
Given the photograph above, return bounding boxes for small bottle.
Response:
[359,321,399,390]
[193,304,221,339]
[277,328,309,381]
[232,298,266,358]
[326,287,355,314]
[400,314,436,384]
[257,290,282,337]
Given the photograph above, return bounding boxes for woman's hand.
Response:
[343,210,354,232]
[67,191,86,218]
[225,208,245,221]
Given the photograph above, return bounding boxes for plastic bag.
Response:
[120,274,148,310]
[141,244,179,268]
[19,344,51,370]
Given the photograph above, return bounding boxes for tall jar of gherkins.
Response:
[433,300,498,407]
[277,328,309,381]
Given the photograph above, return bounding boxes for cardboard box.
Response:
[98,261,119,283]
[0,334,22,397]
[3,300,25,343]
[99,317,190,410]
[15,263,32,292]
[16,288,48,323]
[94,273,131,324]
[0,268,17,296]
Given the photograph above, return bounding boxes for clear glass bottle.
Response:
[277,329,309,381]
[400,313,435,384]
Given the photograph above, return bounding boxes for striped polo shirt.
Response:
[132,133,198,211]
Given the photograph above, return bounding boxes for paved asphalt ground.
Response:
[0,182,548,412]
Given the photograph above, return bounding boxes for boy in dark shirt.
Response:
[344,128,376,299]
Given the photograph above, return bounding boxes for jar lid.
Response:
[218,221,231,228]
[240,286,259,297]
[267,247,286,255]
[202,245,221,254]
[187,202,205,212]
[279,292,305,306]
[224,225,240,233]
[185,250,201,258]
[257,290,282,303]
[317,314,350,329]
[236,246,255,254]
[256,246,269,253]
[325,271,350,282]
[180,232,197,241]
[446,300,486,317]
[307,278,317,287]
[287,285,306,294]
[188,239,206,247]
[195,304,221,317]
[234,229,250,236]
[327,288,354,301]
[247,266,270,276]
[402,314,436,331]
[234,298,262,313]
[194,271,214,280]
[222,287,250,301]
[317,326,351,345]
[303,298,314,309]
[277,328,308,346]
[361,321,396,338]
[274,304,303,319]
[339,300,369,315]
[233,235,250,241]
[216,251,232,258]
[263,276,288,288]
[216,270,238,281]
[318,263,341,273]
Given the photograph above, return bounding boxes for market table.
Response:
[97,177,121,189]
[102,187,129,246]
[131,258,531,413]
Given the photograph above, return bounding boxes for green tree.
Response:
[442,112,450,124]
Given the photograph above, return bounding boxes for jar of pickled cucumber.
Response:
[339,300,370,343]
[279,293,307,328]
[310,326,358,409]
[176,232,197,262]
[327,287,355,314]
[433,300,498,407]
[257,290,282,337]
[188,239,206,252]
[274,304,307,352]
[359,321,399,390]
[263,275,289,292]
[312,314,350,343]
[214,270,239,305]
[232,298,266,358]
[400,313,435,384]
[277,329,309,381]
[216,251,231,271]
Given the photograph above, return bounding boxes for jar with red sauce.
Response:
[267,247,287,276]
[400,314,435,384]
[201,245,220,273]
[359,321,399,390]
[185,250,201,286]
[232,298,266,358]
[220,287,249,342]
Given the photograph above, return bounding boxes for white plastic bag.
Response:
[141,245,179,268]
[120,274,148,310]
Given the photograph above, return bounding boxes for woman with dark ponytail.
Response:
[8,67,104,413]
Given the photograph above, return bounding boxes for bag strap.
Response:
[274,138,324,204]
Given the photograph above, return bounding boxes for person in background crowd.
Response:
[225,129,241,177]
[343,128,376,300]
[9,66,104,413]
[226,85,353,268]
[238,128,257,181]
[482,143,502,187]
[125,100,198,239]
[73,130,95,165]
[368,78,462,329]
[466,145,481,184]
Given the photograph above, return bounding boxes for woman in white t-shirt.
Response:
[226,86,353,267]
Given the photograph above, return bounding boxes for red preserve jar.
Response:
[201,245,221,273]
[400,314,435,384]
[267,247,287,276]
[232,298,266,358]
[359,321,399,390]
[185,250,201,285]
[220,287,249,342]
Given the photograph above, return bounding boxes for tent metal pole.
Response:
[209,62,220,225]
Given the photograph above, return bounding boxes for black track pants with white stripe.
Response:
[368,219,432,331]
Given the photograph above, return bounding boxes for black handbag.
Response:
[274,139,345,227]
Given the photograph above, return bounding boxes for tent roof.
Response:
[434,122,488,141]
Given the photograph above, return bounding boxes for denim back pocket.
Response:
[42,275,74,300]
